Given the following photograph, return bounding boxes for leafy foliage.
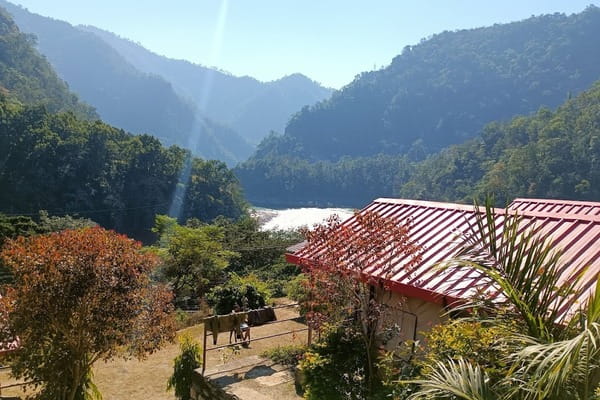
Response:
[206,273,269,315]
[215,215,302,296]
[261,344,307,367]
[153,215,236,307]
[418,320,516,384]
[0,211,96,284]
[0,227,176,400]
[299,324,370,400]
[167,335,202,400]
[298,211,422,394]
[407,358,496,400]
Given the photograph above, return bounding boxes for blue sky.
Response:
[8,1,598,89]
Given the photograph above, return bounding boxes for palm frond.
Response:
[512,281,600,400]
[403,358,496,400]
[440,199,584,342]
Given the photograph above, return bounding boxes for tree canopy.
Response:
[0,227,176,400]
[0,98,247,241]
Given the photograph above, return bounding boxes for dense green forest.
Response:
[0,98,247,241]
[81,25,333,146]
[240,81,600,208]
[0,8,95,119]
[235,152,409,207]
[237,6,600,206]
[400,81,600,205]
[0,1,254,165]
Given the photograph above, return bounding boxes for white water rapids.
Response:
[252,207,354,231]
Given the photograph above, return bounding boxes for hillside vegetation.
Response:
[0,8,95,118]
[0,98,246,241]
[237,6,600,206]
[400,81,600,205]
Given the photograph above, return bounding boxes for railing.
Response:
[201,303,310,375]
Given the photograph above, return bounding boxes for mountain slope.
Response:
[0,8,95,118]
[79,25,333,145]
[237,6,600,207]
[0,1,252,165]
[400,81,600,204]
[251,6,600,162]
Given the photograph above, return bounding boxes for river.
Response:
[252,207,354,231]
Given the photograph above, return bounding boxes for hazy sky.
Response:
[7,1,599,88]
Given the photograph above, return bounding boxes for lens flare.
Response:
[169,0,229,220]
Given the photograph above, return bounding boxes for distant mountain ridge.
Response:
[0,0,255,165]
[79,25,334,145]
[248,5,600,162]
[237,5,600,207]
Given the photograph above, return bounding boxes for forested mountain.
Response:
[0,8,95,118]
[79,25,333,145]
[0,1,253,165]
[237,6,600,207]
[400,81,600,205]
[255,6,600,161]
[0,98,247,242]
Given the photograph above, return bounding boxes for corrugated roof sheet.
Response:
[286,198,600,317]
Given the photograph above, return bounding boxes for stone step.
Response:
[193,356,301,400]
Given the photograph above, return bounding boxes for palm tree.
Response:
[405,199,600,400]
[510,281,600,400]
[407,358,496,400]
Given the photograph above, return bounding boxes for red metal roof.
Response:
[286,198,600,317]
[509,198,600,217]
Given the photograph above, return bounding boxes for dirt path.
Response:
[0,303,307,400]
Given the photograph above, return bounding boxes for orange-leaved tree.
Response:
[299,211,422,391]
[0,227,176,400]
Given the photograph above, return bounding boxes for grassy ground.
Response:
[0,301,307,400]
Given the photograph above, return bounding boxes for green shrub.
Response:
[298,323,421,400]
[229,273,272,303]
[261,344,307,367]
[167,335,202,400]
[418,319,517,383]
[376,349,421,400]
[206,273,269,314]
[298,324,369,400]
[286,274,309,313]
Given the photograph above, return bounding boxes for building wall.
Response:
[376,289,446,351]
